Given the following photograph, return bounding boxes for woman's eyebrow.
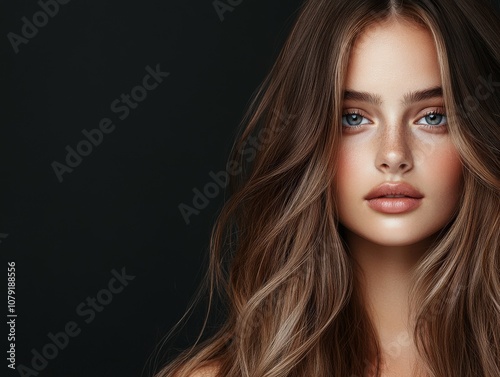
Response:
[343,86,443,106]
[402,86,443,106]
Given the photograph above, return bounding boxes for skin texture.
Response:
[335,16,463,376]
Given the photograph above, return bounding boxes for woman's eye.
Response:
[416,112,447,127]
[342,112,370,127]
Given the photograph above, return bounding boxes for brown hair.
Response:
[151,0,500,376]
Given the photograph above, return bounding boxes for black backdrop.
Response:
[3,1,500,377]
[2,1,302,376]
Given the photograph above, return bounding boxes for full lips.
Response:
[366,197,422,214]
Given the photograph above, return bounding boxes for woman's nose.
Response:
[374,124,413,175]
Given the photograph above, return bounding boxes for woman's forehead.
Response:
[345,19,442,98]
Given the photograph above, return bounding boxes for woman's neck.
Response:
[345,230,437,376]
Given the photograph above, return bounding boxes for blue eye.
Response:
[416,111,447,128]
[342,111,371,128]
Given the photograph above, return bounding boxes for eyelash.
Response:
[419,110,447,129]
[341,110,367,130]
[341,110,448,130]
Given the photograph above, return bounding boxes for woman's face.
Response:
[335,18,463,247]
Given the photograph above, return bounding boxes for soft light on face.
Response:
[335,17,463,247]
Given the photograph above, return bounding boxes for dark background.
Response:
[3,1,500,377]
[2,1,303,376]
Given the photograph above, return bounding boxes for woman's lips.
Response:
[365,182,424,201]
[366,197,423,214]
[364,182,424,213]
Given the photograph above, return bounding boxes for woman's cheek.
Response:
[426,143,463,207]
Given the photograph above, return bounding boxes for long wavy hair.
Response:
[151,0,500,376]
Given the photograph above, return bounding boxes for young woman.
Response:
[154,0,500,376]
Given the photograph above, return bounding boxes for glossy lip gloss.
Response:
[366,197,422,214]
[364,182,424,214]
